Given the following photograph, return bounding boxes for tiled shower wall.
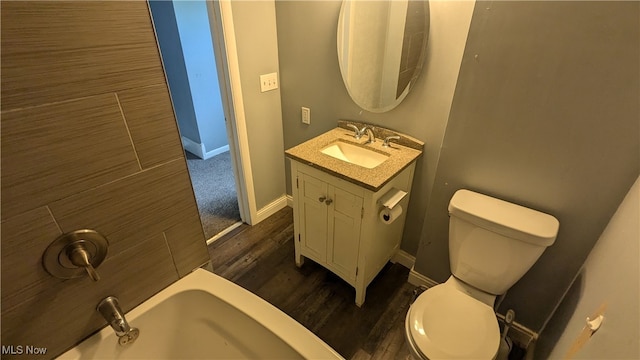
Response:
[1,2,209,358]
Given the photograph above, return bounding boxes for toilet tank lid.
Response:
[448,189,560,246]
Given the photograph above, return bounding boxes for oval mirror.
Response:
[337,0,430,113]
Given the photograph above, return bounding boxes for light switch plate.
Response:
[260,72,278,92]
[301,107,310,124]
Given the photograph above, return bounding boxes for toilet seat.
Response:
[407,280,500,359]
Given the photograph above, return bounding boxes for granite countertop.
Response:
[285,124,423,192]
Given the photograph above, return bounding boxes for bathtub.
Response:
[58,268,343,359]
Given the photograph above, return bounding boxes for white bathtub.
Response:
[58,268,343,359]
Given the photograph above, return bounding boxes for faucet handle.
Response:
[346,124,365,139]
[43,229,108,282]
[383,135,401,148]
[68,244,101,281]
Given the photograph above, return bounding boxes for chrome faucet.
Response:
[97,296,139,345]
[365,127,376,144]
[346,124,366,139]
[383,135,401,148]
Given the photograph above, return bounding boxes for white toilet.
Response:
[405,189,559,359]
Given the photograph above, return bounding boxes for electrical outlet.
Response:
[260,72,278,92]
[301,107,311,124]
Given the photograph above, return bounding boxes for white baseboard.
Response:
[496,313,538,349]
[408,267,439,288]
[203,144,229,160]
[181,136,229,160]
[286,194,294,208]
[255,195,288,224]
[390,250,415,269]
[182,136,204,158]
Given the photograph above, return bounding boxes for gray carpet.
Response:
[186,151,241,239]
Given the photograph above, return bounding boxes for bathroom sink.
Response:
[320,140,389,169]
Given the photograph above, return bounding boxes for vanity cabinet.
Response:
[296,171,363,283]
[290,160,416,306]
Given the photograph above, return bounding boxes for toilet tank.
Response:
[448,189,559,295]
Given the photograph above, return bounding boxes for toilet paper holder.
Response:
[378,188,407,210]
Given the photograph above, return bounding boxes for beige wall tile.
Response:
[48,159,199,257]
[1,94,141,219]
[164,216,210,277]
[0,2,209,357]
[118,85,185,168]
[1,1,157,52]
[1,233,179,358]
[0,1,165,110]
[0,207,63,309]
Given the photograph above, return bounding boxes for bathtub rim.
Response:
[59,267,343,359]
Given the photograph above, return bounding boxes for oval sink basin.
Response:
[320,140,389,169]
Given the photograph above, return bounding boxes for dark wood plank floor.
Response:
[206,206,417,360]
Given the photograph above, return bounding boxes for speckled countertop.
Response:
[285,122,423,192]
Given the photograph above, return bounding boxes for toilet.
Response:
[405,189,559,359]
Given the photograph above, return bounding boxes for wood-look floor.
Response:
[207,206,417,360]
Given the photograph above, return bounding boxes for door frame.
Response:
[205,0,258,225]
[149,0,259,226]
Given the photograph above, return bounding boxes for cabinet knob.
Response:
[325,198,333,205]
[319,196,326,202]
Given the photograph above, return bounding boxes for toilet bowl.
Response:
[405,189,559,359]
[405,277,500,359]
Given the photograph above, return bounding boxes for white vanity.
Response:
[286,121,423,306]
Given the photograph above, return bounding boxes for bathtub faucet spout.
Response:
[97,296,140,345]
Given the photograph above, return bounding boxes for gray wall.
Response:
[276,0,475,254]
[536,176,639,360]
[154,0,285,212]
[414,1,639,333]
[149,0,200,143]
[232,0,286,209]
[173,0,228,153]
[151,0,228,155]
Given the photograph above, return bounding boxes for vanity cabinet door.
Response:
[298,173,328,263]
[326,185,363,281]
[297,170,363,282]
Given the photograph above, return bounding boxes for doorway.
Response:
[148,0,242,241]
